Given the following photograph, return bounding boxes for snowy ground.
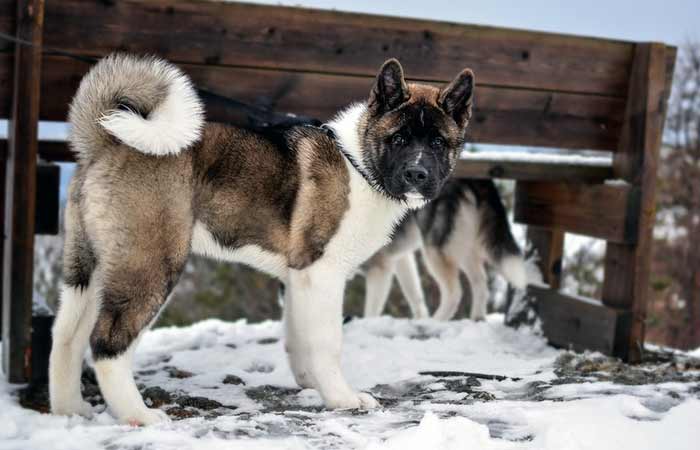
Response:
[2,317,700,450]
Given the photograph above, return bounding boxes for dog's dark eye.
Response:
[431,136,446,149]
[391,133,406,148]
[391,134,405,147]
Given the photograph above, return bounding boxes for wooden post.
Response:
[0,147,5,341]
[526,226,564,290]
[602,43,670,363]
[2,0,44,382]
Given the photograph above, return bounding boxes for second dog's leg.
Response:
[423,248,463,321]
[286,266,378,409]
[462,257,490,321]
[363,259,395,317]
[394,253,429,319]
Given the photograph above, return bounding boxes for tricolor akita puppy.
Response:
[49,54,474,425]
[363,178,527,321]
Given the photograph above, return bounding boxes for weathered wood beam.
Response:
[531,284,632,356]
[0,54,626,151]
[2,0,44,383]
[0,0,642,96]
[455,157,613,182]
[603,43,671,363]
[514,181,641,244]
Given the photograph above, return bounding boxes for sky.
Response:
[246,0,699,45]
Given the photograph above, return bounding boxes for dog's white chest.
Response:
[320,167,407,274]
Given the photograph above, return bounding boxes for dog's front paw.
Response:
[124,407,171,426]
[52,399,94,419]
[324,391,380,410]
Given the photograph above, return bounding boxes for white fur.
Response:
[49,283,99,417]
[98,60,204,156]
[93,342,170,425]
[285,265,379,409]
[499,254,528,290]
[191,221,288,278]
[326,103,367,172]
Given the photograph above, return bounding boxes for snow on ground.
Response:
[2,317,700,450]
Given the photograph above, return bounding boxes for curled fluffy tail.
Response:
[69,54,204,159]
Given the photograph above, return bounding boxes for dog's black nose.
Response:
[403,165,428,187]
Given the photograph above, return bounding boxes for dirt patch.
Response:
[554,351,700,386]
[142,386,172,408]
[164,366,195,379]
[223,374,245,385]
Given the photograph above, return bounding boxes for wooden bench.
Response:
[0,0,675,382]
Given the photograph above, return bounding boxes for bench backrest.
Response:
[0,0,675,161]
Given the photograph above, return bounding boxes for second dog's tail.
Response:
[468,180,528,290]
[68,54,204,159]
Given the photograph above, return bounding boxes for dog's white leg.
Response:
[363,258,395,317]
[93,339,170,426]
[462,257,489,321]
[49,283,98,417]
[282,281,314,389]
[286,265,378,409]
[423,248,463,321]
[394,253,429,319]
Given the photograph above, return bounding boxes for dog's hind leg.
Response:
[50,282,99,417]
[50,195,98,417]
[423,247,462,321]
[89,259,184,425]
[363,256,395,317]
[394,253,429,319]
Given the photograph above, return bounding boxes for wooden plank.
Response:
[0,0,639,96]
[531,284,632,356]
[35,163,60,235]
[0,137,4,342]
[526,227,564,289]
[514,181,641,243]
[0,54,627,151]
[2,0,44,383]
[602,44,670,363]
[455,156,614,181]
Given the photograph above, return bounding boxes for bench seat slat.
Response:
[456,152,613,181]
[514,181,640,243]
[0,54,626,151]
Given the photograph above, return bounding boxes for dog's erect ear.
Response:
[368,59,410,114]
[439,69,475,128]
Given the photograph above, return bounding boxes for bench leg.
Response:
[527,226,564,289]
[602,243,650,362]
[2,0,44,382]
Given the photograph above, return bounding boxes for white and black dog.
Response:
[49,54,475,424]
[363,178,527,321]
